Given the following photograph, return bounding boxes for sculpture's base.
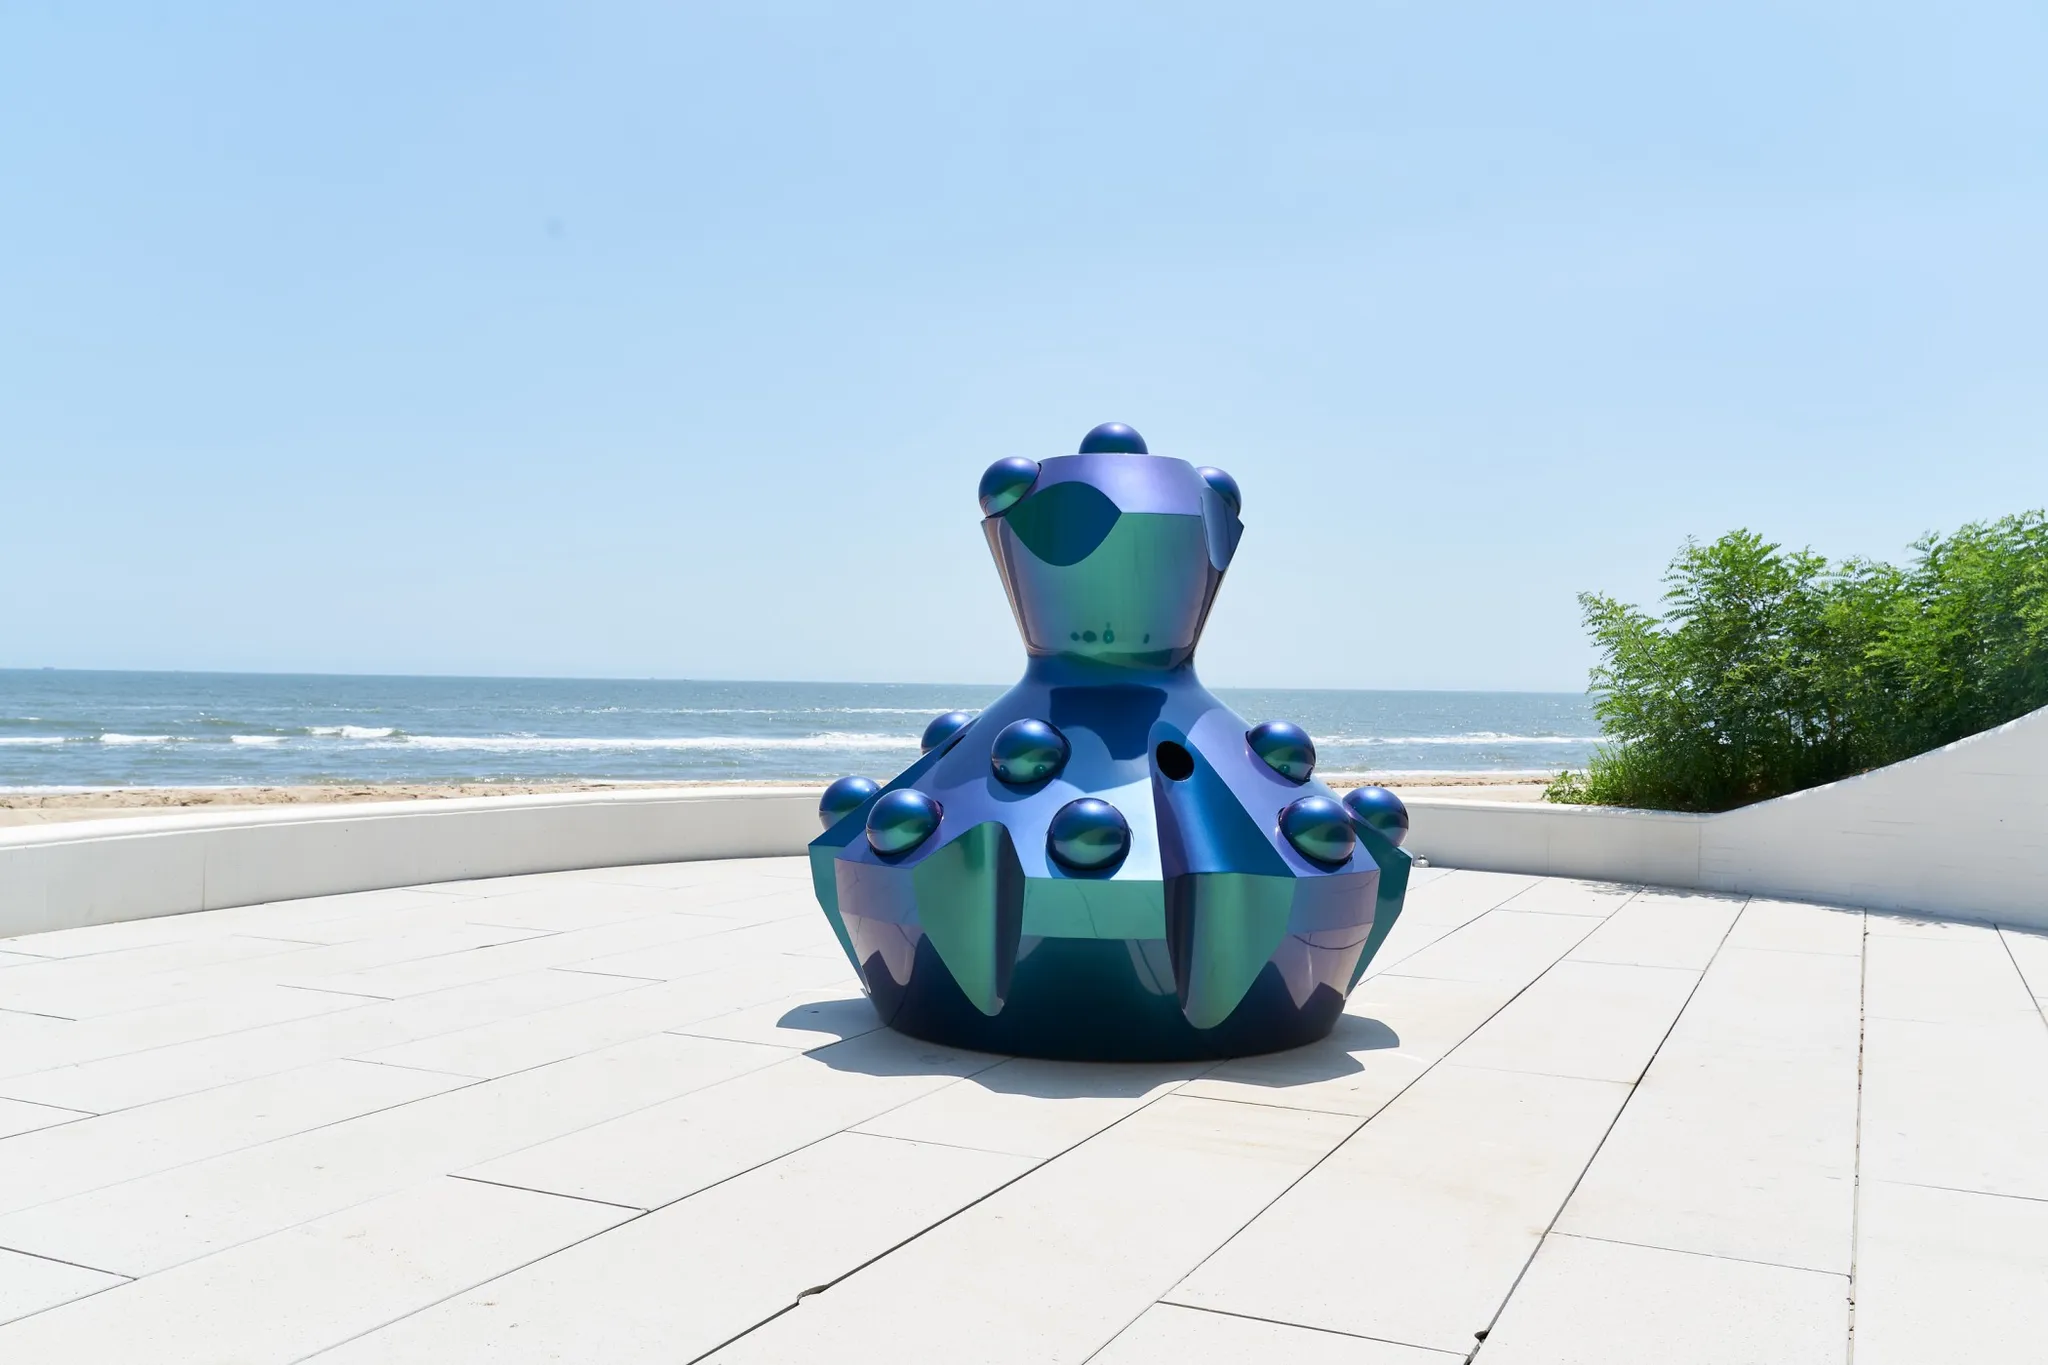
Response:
[858,934,1349,1062]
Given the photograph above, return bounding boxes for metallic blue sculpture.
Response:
[810,423,1413,1059]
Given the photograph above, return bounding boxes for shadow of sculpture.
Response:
[779,998,1400,1098]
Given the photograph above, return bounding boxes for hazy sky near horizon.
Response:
[5,3,2044,690]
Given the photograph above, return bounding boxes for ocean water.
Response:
[0,670,1601,789]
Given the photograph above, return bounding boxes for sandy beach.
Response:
[0,772,1550,829]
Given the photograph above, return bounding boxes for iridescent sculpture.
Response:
[810,423,1413,1059]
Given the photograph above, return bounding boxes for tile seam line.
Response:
[0,1099,96,1124]
[1862,1176,2048,1206]
[343,1057,486,1081]
[1847,909,1869,1364]
[445,1172,647,1213]
[1468,893,1749,1359]
[0,1240,132,1279]
[1082,897,1626,1365]
[1153,1298,1465,1354]
[277,983,396,1001]
[1995,927,2048,1038]
[1543,1229,1848,1278]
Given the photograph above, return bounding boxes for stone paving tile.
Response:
[0,1098,90,1141]
[1494,878,1638,918]
[1095,1304,1461,1364]
[1377,909,1601,986]
[0,1247,127,1327]
[1475,1233,1848,1364]
[1851,1179,2048,1365]
[1720,898,1863,957]
[1566,890,1744,970]
[1449,959,1698,1084]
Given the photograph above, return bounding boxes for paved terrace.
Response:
[0,858,2043,1363]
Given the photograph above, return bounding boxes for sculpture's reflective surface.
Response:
[810,423,1413,1059]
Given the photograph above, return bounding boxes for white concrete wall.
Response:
[0,788,819,939]
[5,703,2043,938]
[1407,702,2048,928]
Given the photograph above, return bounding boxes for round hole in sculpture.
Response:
[1154,740,1195,781]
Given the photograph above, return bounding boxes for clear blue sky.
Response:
[4,2,2043,690]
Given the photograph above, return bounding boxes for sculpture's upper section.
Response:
[980,424,1243,671]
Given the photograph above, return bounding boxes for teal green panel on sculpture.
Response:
[1003,480,1122,565]
[1348,823,1412,990]
[999,514,1220,666]
[1020,877,1167,939]
[1170,872,1296,1029]
[809,818,863,971]
[910,822,1025,1016]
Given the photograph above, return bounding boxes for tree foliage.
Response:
[1547,513,2048,812]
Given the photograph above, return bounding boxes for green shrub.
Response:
[1549,513,2048,811]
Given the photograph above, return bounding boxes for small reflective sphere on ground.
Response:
[989,718,1070,785]
[817,775,880,830]
[1342,784,1410,847]
[920,711,975,753]
[1280,795,1358,865]
[1246,720,1316,782]
[977,457,1040,516]
[866,788,942,856]
[1196,465,1241,514]
[1047,797,1130,870]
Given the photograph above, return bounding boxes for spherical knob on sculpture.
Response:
[866,789,942,856]
[1196,466,1242,515]
[978,458,1040,516]
[1280,795,1357,866]
[1342,785,1410,847]
[1077,422,1148,454]
[920,711,975,754]
[1047,798,1130,871]
[990,719,1070,786]
[1247,720,1315,783]
[817,775,880,830]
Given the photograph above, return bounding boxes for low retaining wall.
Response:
[1405,704,2048,929]
[0,788,819,939]
[5,703,2044,939]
